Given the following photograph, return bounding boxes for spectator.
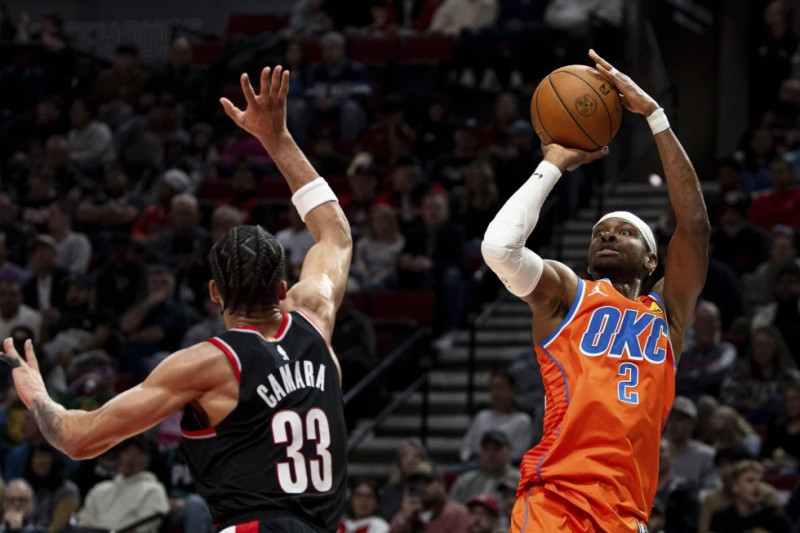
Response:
[288,0,333,37]
[710,191,768,277]
[170,235,210,314]
[305,32,371,142]
[65,97,115,171]
[698,444,781,533]
[709,460,790,533]
[344,480,390,533]
[675,301,737,400]
[0,479,47,533]
[450,158,500,243]
[41,135,82,196]
[340,156,380,240]
[389,461,469,533]
[494,477,515,531]
[705,405,761,457]
[0,276,41,343]
[751,0,798,120]
[91,44,151,113]
[379,438,430,521]
[483,92,520,159]
[664,396,719,492]
[385,0,438,32]
[24,443,79,532]
[20,173,57,234]
[4,411,78,484]
[747,157,800,230]
[0,194,31,268]
[459,370,533,462]
[275,206,315,283]
[430,119,481,190]
[180,291,224,348]
[742,225,800,314]
[762,78,800,150]
[0,5,17,41]
[705,157,745,225]
[413,95,454,167]
[737,127,777,193]
[209,205,245,244]
[699,258,743,332]
[215,160,261,224]
[117,265,193,379]
[75,164,142,238]
[354,204,404,292]
[152,37,208,121]
[506,347,543,440]
[495,120,539,202]
[131,169,192,246]
[47,201,92,275]
[94,233,146,317]
[146,193,211,267]
[186,123,219,182]
[377,156,427,227]
[397,188,468,330]
[449,431,520,505]
[654,438,698,533]
[154,443,213,533]
[430,0,498,36]
[0,231,28,286]
[720,326,800,424]
[761,380,800,470]
[751,264,800,358]
[360,95,416,167]
[21,235,67,316]
[75,436,169,533]
[465,494,501,533]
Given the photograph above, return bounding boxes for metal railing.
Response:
[466,293,509,415]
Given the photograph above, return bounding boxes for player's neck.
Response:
[225,309,285,334]
[608,280,643,300]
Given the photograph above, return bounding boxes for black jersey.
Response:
[180,311,347,532]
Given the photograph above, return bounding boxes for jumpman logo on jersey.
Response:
[588,285,608,297]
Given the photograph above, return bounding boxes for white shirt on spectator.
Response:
[343,516,390,533]
[76,471,169,533]
[430,0,498,36]
[276,227,316,269]
[55,232,92,274]
[67,120,116,168]
[0,304,42,342]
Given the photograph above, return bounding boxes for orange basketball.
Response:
[530,65,623,151]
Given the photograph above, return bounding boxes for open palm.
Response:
[220,65,291,148]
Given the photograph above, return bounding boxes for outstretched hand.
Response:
[589,49,659,117]
[220,66,291,149]
[1,338,47,410]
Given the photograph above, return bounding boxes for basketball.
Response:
[530,64,623,151]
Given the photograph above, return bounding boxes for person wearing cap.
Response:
[665,396,720,492]
[390,461,468,533]
[451,430,520,506]
[131,168,192,246]
[75,435,169,533]
[466,493,501,533]
[481,51,709,532]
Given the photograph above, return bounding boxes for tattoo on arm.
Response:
[33,398,65,451]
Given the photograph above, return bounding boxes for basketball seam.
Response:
[535,84,555,144]
[559,70,615,141]
[547,76,602,150]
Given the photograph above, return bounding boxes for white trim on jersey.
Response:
[212,336,242,376]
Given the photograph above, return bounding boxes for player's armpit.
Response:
[59,343,229,460]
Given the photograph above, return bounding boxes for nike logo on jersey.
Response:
[588,285,607,297]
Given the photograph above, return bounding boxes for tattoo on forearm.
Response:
[33,398,64,450]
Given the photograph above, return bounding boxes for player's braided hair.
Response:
[209,225,285,314]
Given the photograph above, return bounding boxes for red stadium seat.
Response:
[303,39,323,63]
[371,290,435,326]
[191,40,225,67]
[348,36,401,64]
[197,178,233,200]
[226,14,289,35]
[400,35,456,63]
[257,177,293,200]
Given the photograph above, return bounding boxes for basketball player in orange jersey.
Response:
[481,50,710,532]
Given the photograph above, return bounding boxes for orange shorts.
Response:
[510,485,646,533]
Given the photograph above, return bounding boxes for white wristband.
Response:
[291,177,338,222]
[647,108,670,135]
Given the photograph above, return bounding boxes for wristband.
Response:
[291,177,338,222]
[647,107,670,135]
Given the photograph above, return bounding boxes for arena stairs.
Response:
[347,181,671,481]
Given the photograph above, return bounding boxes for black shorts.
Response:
[219,516,328,533]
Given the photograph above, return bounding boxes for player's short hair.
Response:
[731,459,763,482]
[209,225,285,314]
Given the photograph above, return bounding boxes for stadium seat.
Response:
[348,36,401,65]
[371,290,435,327]
[191,39,225,67]
[399,35,456,63]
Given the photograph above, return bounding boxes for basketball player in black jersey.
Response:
[1,66,352,533]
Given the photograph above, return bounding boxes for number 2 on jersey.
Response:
[617,362,639,404]
[272,408,333,493]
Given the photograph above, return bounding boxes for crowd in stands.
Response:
[0,0,795,531]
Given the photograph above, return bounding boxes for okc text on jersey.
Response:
[578,305,669,364]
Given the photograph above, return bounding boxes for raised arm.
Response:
[1,338,228,460]
[221,66,352,341]
[590,50,710,347]
[481,141,603,339]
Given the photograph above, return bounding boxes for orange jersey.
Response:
[519,277,675,531]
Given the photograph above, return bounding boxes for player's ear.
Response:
[209,280,223,304]
[645,251,658,275]
[278,280,288,300]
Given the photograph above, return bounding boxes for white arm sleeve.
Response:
[481,160,562,297]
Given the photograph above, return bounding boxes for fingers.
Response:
[588,49,611,70]
[279,69,290,101]
[1,338,21,369]
[240,73,257,107]
[260,66,271,97]
[269,65,283,98]
[219,98,243,123]
[24,340,39,372]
